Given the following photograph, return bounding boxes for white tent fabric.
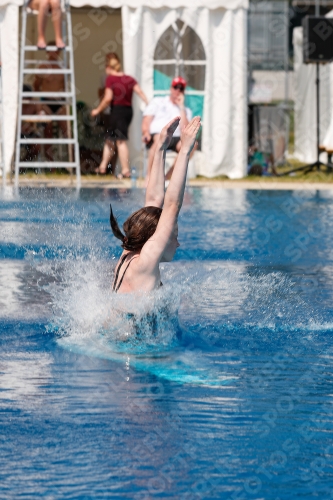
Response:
[122,6,248,178]
[323,114,333,150]
[0,0,248,8]
[323,11,333,151]
[0,0,248,178]
[293,19,333,163]
[0,4,18,176]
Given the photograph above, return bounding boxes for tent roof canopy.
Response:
[1,0,248,8]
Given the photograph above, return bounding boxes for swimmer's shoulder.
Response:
[114,256,161,293]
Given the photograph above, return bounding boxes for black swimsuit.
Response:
[112,254,136,293]
[112,253,162,293]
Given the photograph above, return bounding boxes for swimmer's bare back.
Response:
[112,252,163,293]
[110,117,201,294]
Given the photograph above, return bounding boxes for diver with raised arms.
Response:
[110,116,201,294]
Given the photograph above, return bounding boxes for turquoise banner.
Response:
[153,68,204,119]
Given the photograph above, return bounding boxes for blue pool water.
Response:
[1,186,333,499]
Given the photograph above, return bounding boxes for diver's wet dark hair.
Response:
[110,205,162,251]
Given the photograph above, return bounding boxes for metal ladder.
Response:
[15,0,80,187]
[0,65,5,188]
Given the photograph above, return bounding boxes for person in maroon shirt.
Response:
[91,53,148,177]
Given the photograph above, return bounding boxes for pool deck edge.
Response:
[4,177,333,190]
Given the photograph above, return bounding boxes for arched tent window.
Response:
[154,19,206,125]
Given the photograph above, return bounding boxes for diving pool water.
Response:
[1,186,333,499]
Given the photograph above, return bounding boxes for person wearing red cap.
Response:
[142,77,192,181]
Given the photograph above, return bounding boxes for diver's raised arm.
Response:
[145,117,180,208]
[163,117,200,215]
[140,117,201,268]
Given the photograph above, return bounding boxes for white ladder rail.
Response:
[24,45,70,52]
[21,138,76,144]
[16,161,77,168]
[23,69,72,75]
[63,5,72,173]
[15,0,80,187]
[21,115,74,121]
[65,3,80,184]
[21,91,74,97]
[14,0,27,188]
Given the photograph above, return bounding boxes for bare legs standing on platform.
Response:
[29,0,65,49]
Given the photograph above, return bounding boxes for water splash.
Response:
[38,241,330,387]
[17,198,326,385]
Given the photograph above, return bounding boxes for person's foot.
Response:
[94,167,107,175]
[117,171,131,179]
[55,38,66,49]
[37,37,47,50]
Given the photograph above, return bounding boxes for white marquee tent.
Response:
[293,12,333,163]
[0,0,248,179]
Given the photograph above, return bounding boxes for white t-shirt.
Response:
[143,96,192,137]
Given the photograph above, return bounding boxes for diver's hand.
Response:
[158,116,180,151]
[180,117,201,155]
